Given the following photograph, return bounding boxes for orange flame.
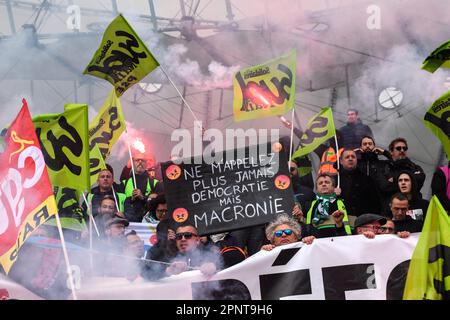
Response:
[247,85,272,108]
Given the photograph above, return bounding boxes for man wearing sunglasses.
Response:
[165,224,220,277]
[378,138,426,208]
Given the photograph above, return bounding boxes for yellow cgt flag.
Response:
[233,50,296,122]
[403,196,450,300]
[83,14,159,97]
[291,107,336,159]
[88,90,126,185]
[33,104,90,194]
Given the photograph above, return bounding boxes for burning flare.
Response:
[133,138,146,153]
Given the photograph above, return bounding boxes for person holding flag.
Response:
[123,152,163,222]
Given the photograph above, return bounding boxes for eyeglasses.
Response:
[395,146,408,152]
[392,207,408,212]
[289,167,297,172]
[274,229,293,237]
[360,225,381,232]
[175,232,198,240]
[379,226,395,233]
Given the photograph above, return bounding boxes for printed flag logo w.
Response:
[403,196,450,300]
[291,107,336,159]
[233,50,296,122]
[423,90,450,159]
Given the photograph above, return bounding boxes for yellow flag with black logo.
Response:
[422,39,450,73]
[291,107,336,159]
[403,196,450,300]
[233,50,296,122]
[424,90,450,159]
[83,14,159,97]
[89,90,126,185]
[90,144,108,186]
[33,104,90,193]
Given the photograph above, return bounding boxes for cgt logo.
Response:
[0,288,10,300]
[426,244,450,299]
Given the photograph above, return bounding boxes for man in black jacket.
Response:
[388,193,423,233]
[339,109,373,149]
[337,149,381,217]
[123,152,163,222]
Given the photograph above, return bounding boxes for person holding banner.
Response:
[165,223,221,277]
[261,214,302,251]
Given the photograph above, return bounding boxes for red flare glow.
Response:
[247,85,272,108]
[133,138,146,153]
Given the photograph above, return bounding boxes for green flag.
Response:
[423,90,450,159]
[291,107,336,159]
[422,39,450,73]
[33,104,90,193]
[403,196,450,300]
[83,14,160,97]
[233,50,296,122]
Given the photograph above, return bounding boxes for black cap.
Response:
[354,213,387,228]
[105,217,129,228]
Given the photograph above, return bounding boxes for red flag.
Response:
[0,99,57,273]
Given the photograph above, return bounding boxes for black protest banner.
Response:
[161,142,294,235]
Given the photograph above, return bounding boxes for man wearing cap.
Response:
[354,213,387,239]
[93,216,130,277]
[354,212,410,239]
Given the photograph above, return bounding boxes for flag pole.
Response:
[82,193,100,237]
[159,65,202,130]
[89,213,94,273]
[334,134,341,188]
[54,212,78,300]
[111,185,121,213]
[288,108,295,170]
[127,137,137,189]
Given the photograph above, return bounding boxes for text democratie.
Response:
[181,152,286,229]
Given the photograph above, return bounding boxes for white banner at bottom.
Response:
[76,234,418,300]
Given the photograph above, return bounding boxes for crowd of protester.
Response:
[3,108,449,299]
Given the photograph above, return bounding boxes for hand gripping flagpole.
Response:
[126,132,138,189]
